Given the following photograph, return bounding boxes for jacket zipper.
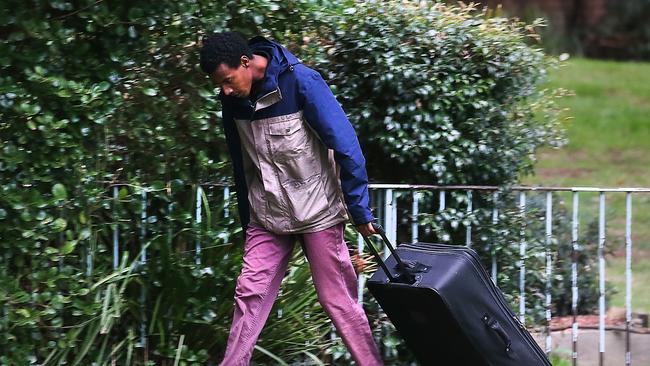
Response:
[254,89,277,108]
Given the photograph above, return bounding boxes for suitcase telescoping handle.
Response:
[361,223,429,284]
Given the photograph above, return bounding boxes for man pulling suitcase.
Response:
[200,31,383,366]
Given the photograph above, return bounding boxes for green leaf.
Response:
[16,308,31,318]
[61,240,78,255]
[56,89,72,98]
[150,180,165,190]
[254,345,289,366]
[20,211,32,222]
[97,81,111,92]
[20,102,41,116]
[79,228,91,241]
[128,26,138,39]
[21,230,35,238]
[52,183,67,200]
[53,218,67,232]
[197,88,213,98]
[143,88,158,96]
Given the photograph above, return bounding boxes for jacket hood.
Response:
[248,36,300,98]
[249,36,300,76]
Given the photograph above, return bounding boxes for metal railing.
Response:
[363,184,650,366]
[102,182,649,365]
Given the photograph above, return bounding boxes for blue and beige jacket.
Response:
[220,37,374,234]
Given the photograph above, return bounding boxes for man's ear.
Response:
[241,55,250,68]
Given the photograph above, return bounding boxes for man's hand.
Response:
[356,222,376,237]
[350,253,370,274]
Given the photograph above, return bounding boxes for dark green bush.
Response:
[299,1,566,185]
[0,1,329,364]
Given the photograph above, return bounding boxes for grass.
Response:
[523,58,650,313]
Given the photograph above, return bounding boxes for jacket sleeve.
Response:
[298,70,375,225]
[221,105,250,231]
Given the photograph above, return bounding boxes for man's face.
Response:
[210,56,253,98]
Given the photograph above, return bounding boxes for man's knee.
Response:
[234,266,276,299]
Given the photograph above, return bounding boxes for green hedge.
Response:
[300,1,565,184]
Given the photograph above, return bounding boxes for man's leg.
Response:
[219,224,295,366]
[302,223,383,366]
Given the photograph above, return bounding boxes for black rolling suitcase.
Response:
[363,224,551,366]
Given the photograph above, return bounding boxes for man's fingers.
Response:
[357,223,377,237]
[357,226,367,236]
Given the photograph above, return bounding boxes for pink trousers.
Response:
[218,222,383,366]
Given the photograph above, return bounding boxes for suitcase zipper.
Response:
[401,245,544,342]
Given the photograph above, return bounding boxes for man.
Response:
[200,31,383,366]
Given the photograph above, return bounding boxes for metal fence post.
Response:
[112,186,119,270]
[571,191,580,366]
[545,191,553,355]
[465,190,473,248]
[598,192,606,366]
[519,191,527,325]
[491,192,499,283]
[625,192,633,366]
[195,185,203,265]
[411,190,420,243]
[139,189,147,350]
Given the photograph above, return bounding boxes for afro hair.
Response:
[200,31,253,74]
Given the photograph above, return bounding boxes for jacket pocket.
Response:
[268,119,301,136]
[267,117,308,159]
[282,173,330,224]
[267,116,316,181]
